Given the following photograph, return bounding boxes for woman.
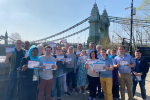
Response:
[106,49,111,57]
[99,49,113,100]
[77,50,88,93]
[37,44,44,56]
[66,46,77,92]
[51,47,66,100]
[84,51,99,100]
[61,47,71,96]
[18,45,39,100]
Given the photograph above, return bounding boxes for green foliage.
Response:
[137,0,150,19]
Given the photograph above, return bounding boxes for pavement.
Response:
[12,71,150,100]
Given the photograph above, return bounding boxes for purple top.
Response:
[109,55,119,85]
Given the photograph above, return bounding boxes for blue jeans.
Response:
[6,71,18,100]
[132,77,146,99]
[51,76,63,98]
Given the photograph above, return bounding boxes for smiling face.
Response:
[24,41,30,50]
[45,47,52,56]
[68,47,73,54]
[15,40,22,49]
[31,48,38,58]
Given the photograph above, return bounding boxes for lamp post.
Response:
[125,0,135,55]
[130,0,133,55]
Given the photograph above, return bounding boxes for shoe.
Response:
[64,92,71,96]
[92,98,96,100]
[79,90,82,93]
[88,96,92,100]
[82,90,86,94]
[72,90,77,94]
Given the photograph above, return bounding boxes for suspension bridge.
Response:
[0,3,150,47]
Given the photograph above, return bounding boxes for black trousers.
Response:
[112,85,120,98]
[87,75,99,98]
[18,81,38,100]
[66,70,75,88]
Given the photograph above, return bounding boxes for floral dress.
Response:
[77,56,88,86]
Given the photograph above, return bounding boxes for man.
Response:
[38,46,57,100]
[74,44,83,91]
[109,49,119,100]
[132,49,149,100]
[96,45,102,59]
[5,40,26,100]
[75,44,82,57]
[86,42,97,56]
[24,41,30,57]
[114,45,136,100]
[64,43,69,51]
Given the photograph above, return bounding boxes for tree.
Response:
[9,32,21,44]
[136,0,150,19]
[10,32,21,40]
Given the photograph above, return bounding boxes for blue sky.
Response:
[0,0,143,43]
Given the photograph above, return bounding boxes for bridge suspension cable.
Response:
[30,17,90,43]
[38,26,90,44]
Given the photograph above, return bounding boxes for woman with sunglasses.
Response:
[51,46,66,100]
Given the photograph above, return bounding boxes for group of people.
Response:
[4,40,149,100]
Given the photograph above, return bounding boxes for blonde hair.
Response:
[80,50,86,56]
[68,46,74,53]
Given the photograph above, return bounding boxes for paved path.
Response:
[12,71,150,100]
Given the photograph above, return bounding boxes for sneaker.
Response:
[64,92,71,96]
[72,90,77,94]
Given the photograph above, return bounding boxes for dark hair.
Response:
[135,49,142,53]
[56,46,61,50]
[118,45,125,49]
[101,48,106,52]
[78,43,82,46]
[45,45,52,50]
[89,51,98,59]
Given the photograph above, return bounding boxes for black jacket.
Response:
[132,57,149,79]
[18,56,38,85]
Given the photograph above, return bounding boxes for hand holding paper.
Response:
[6,47,15,53]
[6,53,12,58]
[28,60,39,69]
[57,55,64,61]
[22,65,27,71]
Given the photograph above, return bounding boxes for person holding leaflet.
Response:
[132,49,149,100]
[114,45,136,100]
[77,50,88,94]
[18,45,39,100]
[38,46,57,100]
[99,49,114,100]
[51,47,66,100]
[61,47,71,96]
[66,46,77,93]
[84,51,99,100]
[5,39,25,100]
